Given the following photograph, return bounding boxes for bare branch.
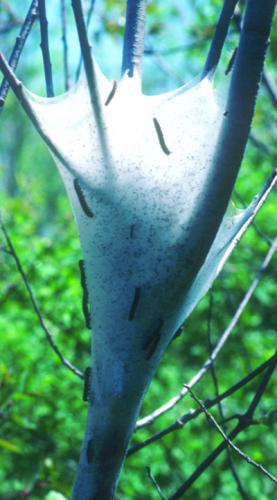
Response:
[129,353,276,455]
[0,216,83,380]
[233,5,277,108]
[233,189,273,246]
[149,48,183,85]
[146,467,166,500]
[121,0,147,77]
[202,0,239,78]
[186,386,277,484]
[206,294,249,499]
[0,0,38,111]
[246,352,277,420]
[60,0,70,91]
[219,166,277,264]
[262,70,277,108]
[0,22,21,35]
[71,0,109,161]
[75,0,96,82]
[86,0,96,26]
[249,132,274,157]
[38,0,55,96]
[169,354,277,499]
[0,2,22,34]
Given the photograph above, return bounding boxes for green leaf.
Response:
[0,439,22,454]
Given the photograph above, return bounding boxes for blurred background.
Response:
[0,1,276,498]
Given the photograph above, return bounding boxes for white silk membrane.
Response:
[22,62,247,397]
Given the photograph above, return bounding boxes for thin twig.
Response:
[151,48,183,85]
[249,132,274,157]
[60,0,70,90]
[206,292,249,499]
[144,41,205,57]
[169,354,277,499]
[215,167,277,274]
[71,0,109,162]
[0,2,22,34]
[86,0,97,29]
[146,467,166,500]
[234,190,272,246]
[206,292,220,401]
[75,0,96,82]
[202,0,239,77]
[135,196,277,430]
[128,353,276,455]
[0,216,83,379]
[246,353,277,420]
[186,385,277,484]
[0,22,23,35]
[262,70,277,108]
[0,0,39,111]
[38,0,55,96]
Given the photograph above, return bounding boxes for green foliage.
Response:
[0,1,276,498]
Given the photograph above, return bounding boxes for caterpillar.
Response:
[143,319,164,360]
[79,259,91,329]
[105,80,118,106]
[128,287,141,321]
[225,47,237,75]
[153,117,171,156]
[73,178,94,218]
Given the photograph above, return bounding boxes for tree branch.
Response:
[0,2,22,34]
[206,294,249,499]
[38,0,55,96]
[246,353,277,420]
[233,5,277,108]
[169,353,277,498]
[249,132,274,157]
[261,69,277,108]
[71,0,109,161]
[202,0,239,78]
[186,385,277,483]
[146,467,166,500]
[121,0,147,77]
[60,0,70,91]
[0,0,38,111]
[128,352,276,455]
[75,0,96,82]
[0,216,83,380]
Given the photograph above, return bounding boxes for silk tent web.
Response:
[0,0,275,495]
